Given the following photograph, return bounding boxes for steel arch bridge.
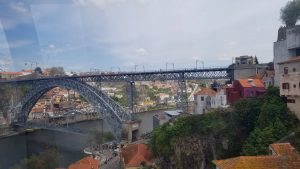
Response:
[2,67,233,142]
[10,78,132,142]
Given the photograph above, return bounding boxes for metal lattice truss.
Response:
[77,68,230,82]
[1,68,230,84]
[11,78,132,142]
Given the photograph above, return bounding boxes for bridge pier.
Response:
[177,79,188,112]
[127,81,136,112]
[123,120,141,143]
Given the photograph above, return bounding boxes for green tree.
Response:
[233,98,262,133]
[280,0,300,27]
[49,67,65,76]
[40,148,60,169]
[242,126,275,155]
[254,56,259,64]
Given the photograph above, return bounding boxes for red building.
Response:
[227,79,266,104]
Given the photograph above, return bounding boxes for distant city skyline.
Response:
[0,0,290,71]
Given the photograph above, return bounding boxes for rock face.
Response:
[156,136,220,169]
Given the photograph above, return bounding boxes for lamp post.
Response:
[134,65,138,72]
[196,60,204,69]
[166,62,175,71]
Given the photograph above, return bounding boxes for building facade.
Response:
[274,26,300,86]
[194,88,227,114]
[226,79,266,104]
[278,57,300,119]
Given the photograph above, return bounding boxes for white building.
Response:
[274,26,300,86]
[194,88,227,114]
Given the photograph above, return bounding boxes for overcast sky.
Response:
[0,0,290,71]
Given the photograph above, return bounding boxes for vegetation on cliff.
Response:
[149,86,299,169]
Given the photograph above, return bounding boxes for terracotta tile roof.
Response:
[194,88,216,97]
[121,144,154,167]
[0,72,23,75]
[278,56,300,64]
[270,143,295,156]
[214,156,283,169]
[213,143,300,169]
[238,79,265,88]
[68,156,99,169]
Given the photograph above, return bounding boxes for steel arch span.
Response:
[11,78,132,142]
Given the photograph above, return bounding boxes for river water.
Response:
[0,110,164,169]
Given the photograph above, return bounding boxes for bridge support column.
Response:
[123,120,141,143]
[177,79,188,113]
[127,81,136,112]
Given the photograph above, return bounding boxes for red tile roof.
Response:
[238,79,264,88]
[121,144,154,167]
[0,72,23,75]
[68,156,99,169]
[270,143,295,156]
[213,143,300,169]
[194,88,216,97]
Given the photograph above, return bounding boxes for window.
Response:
[201,96,204,101]
[287,99,295,103]
[294,84,297,88]
[282,83,290,89]
[293,68,296,72]
[284,67,289,74]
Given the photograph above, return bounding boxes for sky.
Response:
[0,0,290,72]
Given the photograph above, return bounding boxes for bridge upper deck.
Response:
[0,67,232,84]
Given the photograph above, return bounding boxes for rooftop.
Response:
[194,88,217,97]
[213,143,300,169]
[164,110,182,116]
[68,156,99,169]
[238,79,265,88]
[121,143,154,168]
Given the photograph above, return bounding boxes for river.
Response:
[0,109,165,169]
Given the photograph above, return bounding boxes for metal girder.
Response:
[0,68,231,84]
[11,78,132,142]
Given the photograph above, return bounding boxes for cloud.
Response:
[8,40,33,49]
[135,48,148,56]
[10,2,28,13]
[73,0,125,8]
[0,57,12,67]
[227,41,238,49]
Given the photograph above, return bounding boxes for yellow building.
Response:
[278,56,300,119]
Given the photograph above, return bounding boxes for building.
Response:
[153,110,183,128]
[278,56,300,119]
[120,143,154,169]
[194,88,227,114]
[213,143,300,169]
[261,70,275,88]
[226,79,265,104]
[234,63,269,80]
[68,156,99,169]
[0,71,23,79]
[235,55,256,65]
[274,25,300,86]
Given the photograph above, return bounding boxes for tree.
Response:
[10,148,60,169]
[49,67,65,76]
[233,98,262,133]
[254,56,259,64]
[242,126,275,155]
[280,0,300,27]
